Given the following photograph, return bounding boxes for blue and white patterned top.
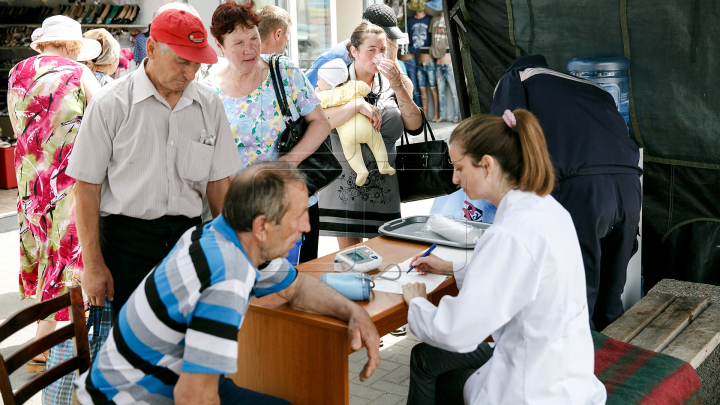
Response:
[200,55,322,205]
[74,215,297,404]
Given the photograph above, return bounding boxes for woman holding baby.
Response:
[199,1,330,262]
[318,20,423,250]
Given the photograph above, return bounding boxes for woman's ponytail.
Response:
[513,109,555,196]
[449,109,555,196]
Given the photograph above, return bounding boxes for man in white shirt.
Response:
[67,8,242,314]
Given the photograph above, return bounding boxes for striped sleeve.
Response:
[254,258,297,297]
[182,278,250,374]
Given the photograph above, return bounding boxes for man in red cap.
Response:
[68,6,242,321]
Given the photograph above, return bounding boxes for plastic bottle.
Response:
[567,57,630,127]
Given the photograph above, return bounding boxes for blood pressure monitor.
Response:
[333,246,383,273]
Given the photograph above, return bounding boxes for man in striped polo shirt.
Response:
[74,162,381,405]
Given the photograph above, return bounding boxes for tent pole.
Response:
[443,0,471,119]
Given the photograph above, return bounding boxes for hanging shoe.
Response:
[104,5,119,25]
[128,5,141,24]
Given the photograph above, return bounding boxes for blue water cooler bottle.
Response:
[567,57,630,127]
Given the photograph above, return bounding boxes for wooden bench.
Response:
[602,284,720,369]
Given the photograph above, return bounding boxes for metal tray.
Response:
[378,215,491,248]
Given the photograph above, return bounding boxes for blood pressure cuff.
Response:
[320,273,372,301]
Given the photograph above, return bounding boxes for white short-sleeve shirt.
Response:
[67,60,242,220]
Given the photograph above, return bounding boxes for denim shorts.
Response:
[416,61,436,88]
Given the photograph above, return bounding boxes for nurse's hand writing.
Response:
[409,254,454,276]
[402,282,427,305]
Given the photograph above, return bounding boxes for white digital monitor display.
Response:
[345,252,367,262]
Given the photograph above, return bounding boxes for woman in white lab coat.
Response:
[402,110,607,405]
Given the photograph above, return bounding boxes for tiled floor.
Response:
[349,332,421,405]
[0,187,17,215]
[0,230,41,405]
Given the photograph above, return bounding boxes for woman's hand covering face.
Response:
[377,59,404,89]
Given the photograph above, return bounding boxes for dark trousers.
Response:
[219,377,291,405]
[408,343,494,405]
[298,203,319,264]
[99,214,201,315]
[552,173,641,331]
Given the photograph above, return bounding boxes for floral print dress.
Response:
[9,55,86,321]
[200,55,321,205]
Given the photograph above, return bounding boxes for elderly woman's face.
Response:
[218,25,261,74]
[352,34,386,75]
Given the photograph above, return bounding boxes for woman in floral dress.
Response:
[199,1,330,262]
[9,15,100,370]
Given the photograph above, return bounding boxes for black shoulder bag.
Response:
[395,110,459,202]
[268,54,342,196]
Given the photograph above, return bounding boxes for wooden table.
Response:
[228,236,458,405]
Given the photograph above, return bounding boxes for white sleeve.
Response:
[408,228,541,353]
[451,260,469,289]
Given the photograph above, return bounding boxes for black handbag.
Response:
[395,111,459,202]
[268,54,342,196]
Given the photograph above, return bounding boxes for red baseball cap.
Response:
[150,9,218,64]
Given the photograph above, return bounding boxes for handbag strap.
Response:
[268,54,293,120]
[401,109,435,147]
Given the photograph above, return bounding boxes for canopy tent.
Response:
[441,0,720,290]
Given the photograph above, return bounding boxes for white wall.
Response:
[335,0,363,45]
[187,0,223,55]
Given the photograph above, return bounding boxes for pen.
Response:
[407,243,438,273]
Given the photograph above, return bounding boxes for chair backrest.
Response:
[0,286,90,405]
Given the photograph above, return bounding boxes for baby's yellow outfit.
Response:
[318,80,395,186]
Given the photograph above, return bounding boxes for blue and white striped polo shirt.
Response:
[74,215,297,405]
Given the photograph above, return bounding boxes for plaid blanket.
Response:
[593,332,703,405]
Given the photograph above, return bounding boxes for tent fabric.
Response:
[444,0,720,288]
[643,162,720,287]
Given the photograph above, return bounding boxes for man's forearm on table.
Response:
[286,273,361,322]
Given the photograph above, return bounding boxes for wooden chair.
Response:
[0,286,90,405]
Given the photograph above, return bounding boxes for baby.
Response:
[316,58,395,186]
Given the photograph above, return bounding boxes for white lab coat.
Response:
[408,189,607,405]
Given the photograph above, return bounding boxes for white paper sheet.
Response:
[371,246,474,295]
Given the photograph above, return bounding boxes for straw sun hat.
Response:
[31,15,102,61]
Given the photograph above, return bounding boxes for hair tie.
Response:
[31,28,44,42]
[502,109,517,129]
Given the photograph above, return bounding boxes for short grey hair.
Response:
[223,161,307,232]
[156,41,171,54]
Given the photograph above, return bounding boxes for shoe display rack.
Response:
[0,3,148,138]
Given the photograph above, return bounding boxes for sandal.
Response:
[26,350,49,373]
[390,325,408,336]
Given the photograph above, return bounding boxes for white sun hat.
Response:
[30,15,102,62]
